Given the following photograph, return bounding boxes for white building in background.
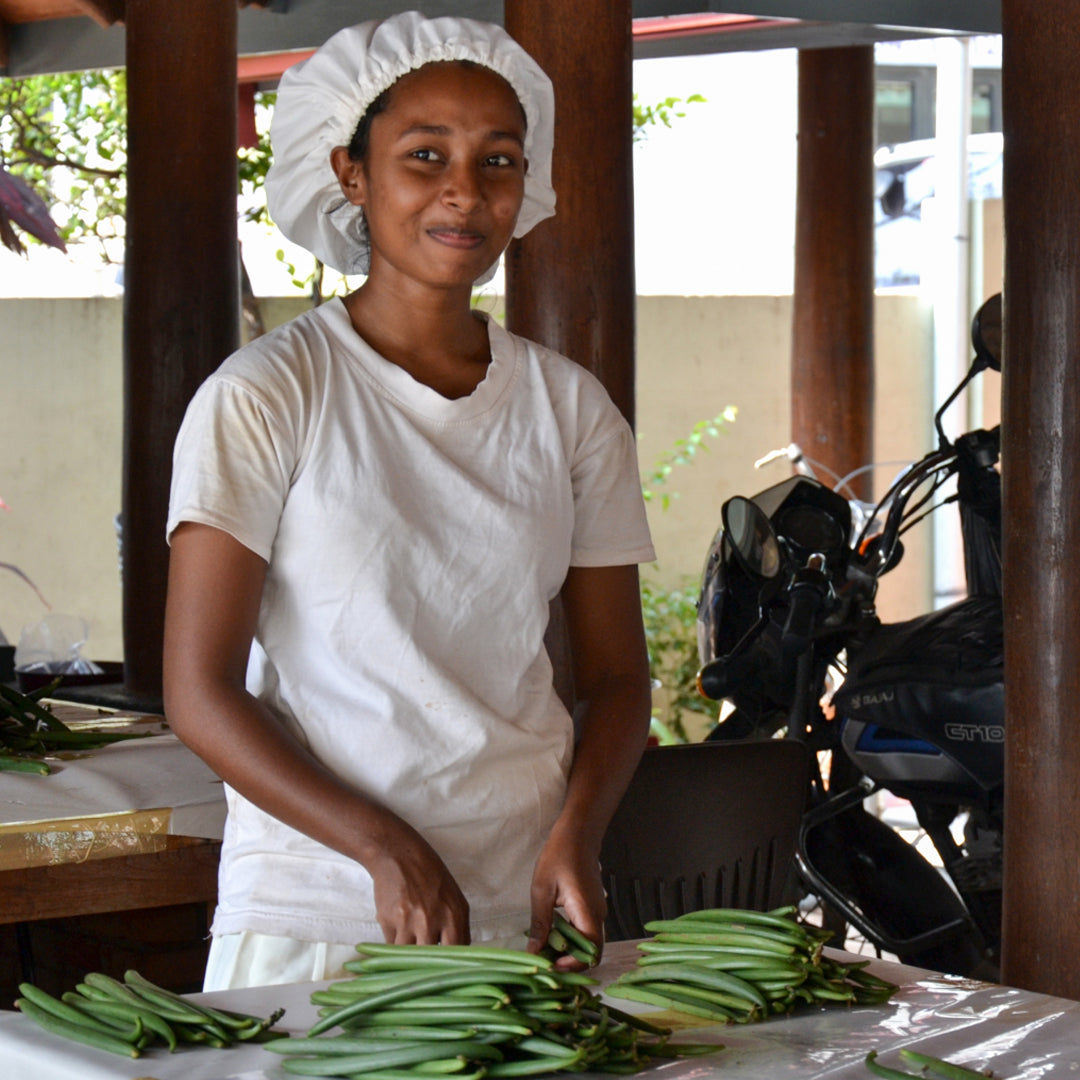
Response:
[631,34,1002,296]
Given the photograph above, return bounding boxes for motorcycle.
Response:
[695,294,1004,979]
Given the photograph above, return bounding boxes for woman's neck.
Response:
[342,277,491,399]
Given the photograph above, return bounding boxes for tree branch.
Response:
[13,146,123,179]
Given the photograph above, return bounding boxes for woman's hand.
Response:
[164,522,469,944]
[527,818,606,968]
[526,563,652,967]
[368,822,471,944]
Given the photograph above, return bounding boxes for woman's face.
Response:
[336,61,528,292]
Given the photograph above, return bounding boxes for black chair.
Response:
[599,739,811,941]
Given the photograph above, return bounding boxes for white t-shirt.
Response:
[167,299,655,946]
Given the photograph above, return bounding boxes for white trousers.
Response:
[203,929,531,991]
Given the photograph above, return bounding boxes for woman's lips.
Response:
[427,227,485,249]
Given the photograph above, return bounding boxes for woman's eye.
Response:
[409,148,441,162]
[484,153,515,168]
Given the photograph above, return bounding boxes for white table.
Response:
[1,940,1078,1080]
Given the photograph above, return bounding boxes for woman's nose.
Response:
[442,162,484,212]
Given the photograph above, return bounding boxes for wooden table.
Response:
[0,703,226,991]
[0,701,225,918]
[0,833,221,925]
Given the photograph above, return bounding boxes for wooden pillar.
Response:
[999,0,1080,999]
[503,0,636,425]
[503,0,635,708]
[792,47,875,501]
[122,0,239,703]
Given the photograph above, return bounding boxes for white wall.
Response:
[637,293,936,626]
[0,293,937,663]
[0,298,123,661]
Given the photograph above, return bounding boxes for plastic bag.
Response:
[14,613,104,675]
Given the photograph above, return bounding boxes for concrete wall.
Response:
[0,293,938,664]
[0,298,124,663]
[636,293,936,624]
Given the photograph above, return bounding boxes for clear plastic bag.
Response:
[14,613,104,676]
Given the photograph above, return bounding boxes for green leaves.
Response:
[0,68,278,262]
[640,578,715,742]
[0,69,127,260]
[632,93,707,144]
[640,408,736,508]
[638,408,737,742]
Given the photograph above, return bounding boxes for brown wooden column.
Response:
[122,0,240,703]
[503,0,636,425]
[999,0,1080,999]
[792,47,875,501]
[503,1,635,707]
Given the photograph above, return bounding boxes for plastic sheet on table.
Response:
[0,807,174,870]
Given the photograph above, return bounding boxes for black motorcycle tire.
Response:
[801,804,990,978]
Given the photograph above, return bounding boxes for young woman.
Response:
[163,12,655,991]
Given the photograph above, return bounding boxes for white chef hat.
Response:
[265,10,556,277]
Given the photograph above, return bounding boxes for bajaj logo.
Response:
[848,690,894,711]
[944,723,1005,743]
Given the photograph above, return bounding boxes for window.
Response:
[874,65,1002,149]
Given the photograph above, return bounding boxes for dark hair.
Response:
[345,60,525,163]
[346,85,393,162]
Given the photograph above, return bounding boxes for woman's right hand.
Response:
[164,522,470,945]
[368,823,470,944]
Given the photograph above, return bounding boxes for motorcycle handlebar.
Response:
[858,447,960,576]
[697,626,777,700]
[781,558,829,656]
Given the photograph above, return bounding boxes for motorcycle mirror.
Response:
[971,292,1002,373]
[935,292,1003,446]
[722,496,782,580]
[858,534,905,577]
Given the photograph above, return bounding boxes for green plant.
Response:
[639,408,736,742]
[641,408,737,510]
[0,68,276,278]
[0,69,127,261]
[641,577,718,743]
[633,93,707,144]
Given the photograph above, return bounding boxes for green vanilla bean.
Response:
[898,1048,996,1080]
[15,997,142,1058]
[865,1050,924,1079]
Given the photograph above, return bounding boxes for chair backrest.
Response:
[599,739,811,941]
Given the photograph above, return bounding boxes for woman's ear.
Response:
[330,146,367,206]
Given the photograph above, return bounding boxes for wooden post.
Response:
[121,0,240,705]
[791,47,875,501]
[999,0,1080,999]
[503,0,636,708]
[503,0,636,425]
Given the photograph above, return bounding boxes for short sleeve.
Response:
[166,376,295,563]
[569,415,656,568]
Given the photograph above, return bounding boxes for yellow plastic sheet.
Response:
[0,807,175,870]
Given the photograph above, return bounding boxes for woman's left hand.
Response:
[525,563,653,968]
[527,819,606,968]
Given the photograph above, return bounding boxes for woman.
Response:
[163,11,655,991]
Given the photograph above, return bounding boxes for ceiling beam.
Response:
[72,0,123,28]
[636,1,999,35]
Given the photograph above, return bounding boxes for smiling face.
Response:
[333,61,528,294]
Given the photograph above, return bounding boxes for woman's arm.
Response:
[526,562,652,961]
[163,521,470,944]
